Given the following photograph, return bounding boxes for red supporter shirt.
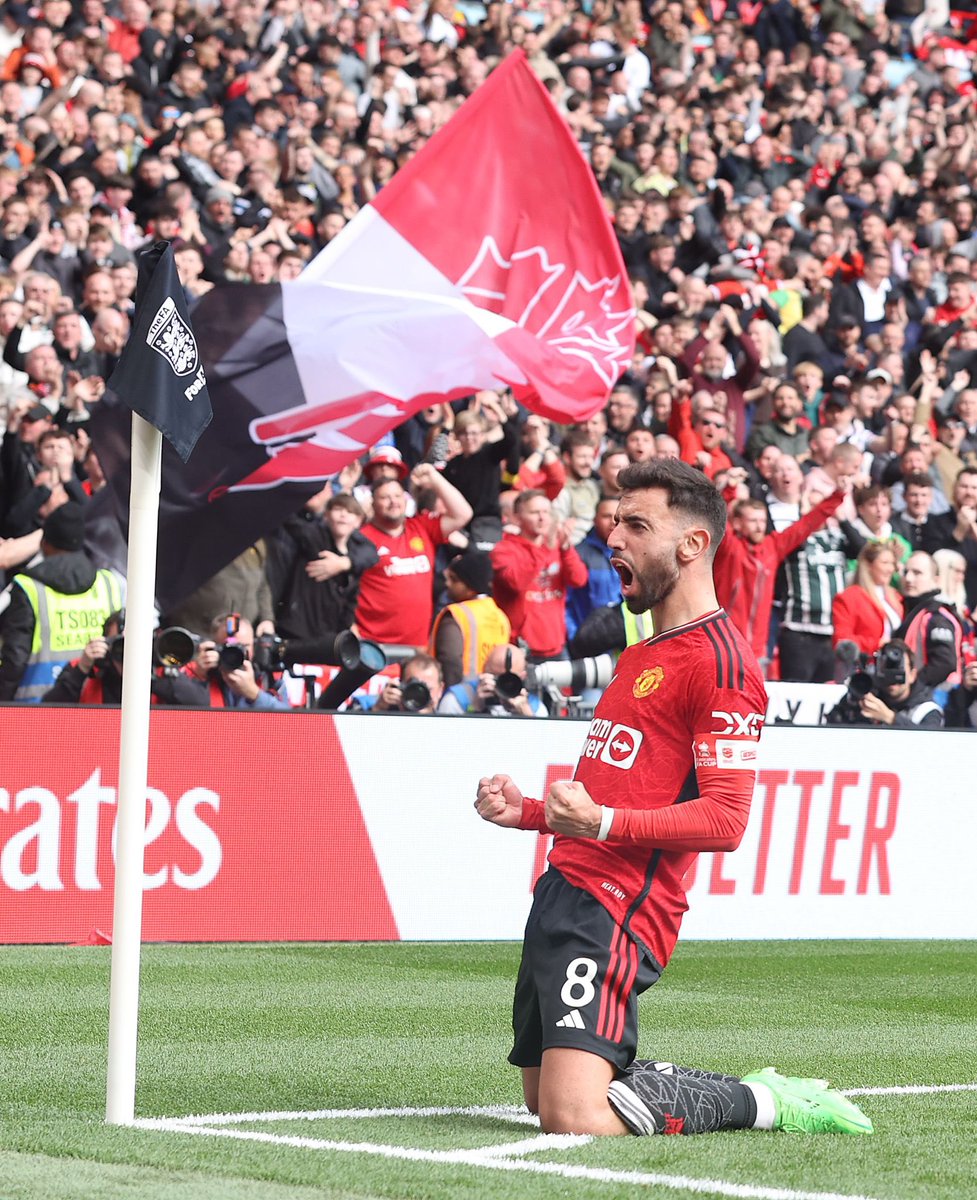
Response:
[934,299,977,326]
[355,512,448,646]
[520,610,766,968]
[491,533,588,657]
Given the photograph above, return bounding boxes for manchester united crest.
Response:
[632,666,664,698]
[146,296,199,377]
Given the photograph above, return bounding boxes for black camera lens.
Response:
[848,670,874,699]
[154,626,196,668]
[494,670,524,700]
[400,679,432,711]
[219,643,247,672]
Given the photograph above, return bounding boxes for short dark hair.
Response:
[560,428,596,455]
[513,488,547,514]
[853,484,887,508]
[37,427,73,448]
[903,472,933,491]
[802,292,827,318]
[371,476,405,498]
[104,609,125,636]
[403,652,442,684]
[617,457,727,558]
[326,492,364,518]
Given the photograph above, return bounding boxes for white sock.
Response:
[744,1081,777,1131]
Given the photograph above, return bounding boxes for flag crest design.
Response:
[105,239,212,463]
[147,297,201,378]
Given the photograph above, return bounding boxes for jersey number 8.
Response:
[561,957,598,1008]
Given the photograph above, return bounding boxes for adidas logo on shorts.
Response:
[555,1009,585,1029]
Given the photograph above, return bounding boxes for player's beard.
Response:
[623,548,681,614]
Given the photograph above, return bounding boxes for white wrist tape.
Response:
[596,806,615,842]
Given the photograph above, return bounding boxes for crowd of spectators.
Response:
[2,0,977,725]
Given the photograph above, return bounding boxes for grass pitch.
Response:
[1,940,975,1200]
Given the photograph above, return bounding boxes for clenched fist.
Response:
[545,779,602,838]
[474,774,525,828]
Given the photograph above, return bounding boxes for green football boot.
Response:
[741,1067,874,1135]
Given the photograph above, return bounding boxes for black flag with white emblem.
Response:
[106,240,212,462]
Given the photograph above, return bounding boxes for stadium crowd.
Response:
[1,0,977,726]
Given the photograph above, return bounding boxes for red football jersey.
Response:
[548,609,767,968]
[356,513,448,646]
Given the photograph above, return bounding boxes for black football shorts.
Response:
[509,867,661,1071]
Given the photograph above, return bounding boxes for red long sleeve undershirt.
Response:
[516,767,754,853]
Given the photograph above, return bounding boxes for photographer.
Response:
[183,613,291,710]
[364,653,444,714]
[438,643,546,717]
[828,640,944,729]
[41,611,208,706]
[41,610,127,704]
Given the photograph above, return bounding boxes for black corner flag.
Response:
[107,241,213,463]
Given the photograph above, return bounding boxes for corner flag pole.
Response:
[105,413,162,1124]
[99,240,212,1124]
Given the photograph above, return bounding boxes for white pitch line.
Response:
[132,1085,977,1200]
[133,1121,584,1165]
[843,1083,977,1097]
[133,1118,883,1200]
[134,1103,530,1128]
[474,1134,592,1157]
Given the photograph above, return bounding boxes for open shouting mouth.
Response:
[611,557,636,596]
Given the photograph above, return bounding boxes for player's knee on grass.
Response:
[538,1096,629,1136]
[538,1087,630,1136]
[536,1046,630,1134]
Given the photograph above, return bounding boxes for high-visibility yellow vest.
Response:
[622,605,655,647]
[11,569,123,702]
[429,596,511,677]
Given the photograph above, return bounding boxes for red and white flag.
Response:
[231,50,634,491]
[87,51,634,610]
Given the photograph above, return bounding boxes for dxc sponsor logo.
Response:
[711,710,764,737]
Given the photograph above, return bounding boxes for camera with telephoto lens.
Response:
[219,640,247,671]
[495,652,615,708]
[250,630,364,679]
[826,643,907,725]
[153,626,200,673]
[400,679,432,711]
[215,612,247,672]
[92,609,126,676]
[528,654,615,695]
[493,645,526,701]
[102,636,125,670]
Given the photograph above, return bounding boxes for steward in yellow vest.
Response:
[429,549,511,686]
[0,503,124,703]
[568,600,654,660]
